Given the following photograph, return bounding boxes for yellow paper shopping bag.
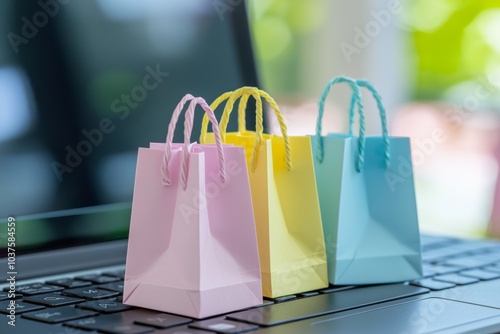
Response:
[201,87,328,297]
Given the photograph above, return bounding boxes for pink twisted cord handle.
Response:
[162,94,195,185]
[181,97,226,189]
[162,95,227,189]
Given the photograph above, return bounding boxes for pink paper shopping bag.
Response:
[123,94,262,318]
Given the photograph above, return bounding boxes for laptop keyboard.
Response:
[412,234,500,291]
[2,234,500,333]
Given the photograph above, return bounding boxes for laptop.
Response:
[2,1,500,333]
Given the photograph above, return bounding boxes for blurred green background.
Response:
[249,0,500,238]
[250,0,500,100]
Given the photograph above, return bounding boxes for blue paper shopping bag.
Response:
[312,76,422,285]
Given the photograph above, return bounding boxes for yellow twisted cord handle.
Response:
[200,87,292,172]
[200,87,264,143]
[237,94,249,133]
[219,87,264,141]
[232,88,291,172]
[253,89,292,172]
[200,91,232,143]
[220,87,264,171]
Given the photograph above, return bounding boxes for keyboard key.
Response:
[260,300,275,307]
[153,327,214,334]
[66,311,157,334]
[76,274,120,284]
[422,264,460,277]
[422,247,466,262]
[190,318,259,333]
[433,274,480,285]
[298,291,320,297]
[410,279,456,291]
[0,300,45,314]
[319,285,356,294]
[95,323,154,334]
[46,278,92,288]
[23,293,84,307]
[0,292,22,301]
[243,300,273,308]
[134,312,191,329]
[0,317,95,334]
[441,254,498,269]
[63,287,119,300]
[65,315,103,330]
[58,328,96,334]
[65,309,176,331]
[4,284,32,292]
[22,306,97,323]
[483,265,500,274]
[4,283,63,296]
[271,295,297,303]
[102,270,126,279]
[77,300,133,314]
[227,284,428,326]
[460,269,500,280]
[100,281,124,293]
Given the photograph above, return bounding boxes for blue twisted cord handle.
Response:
[315,76,365,171]
[347,79,391,167]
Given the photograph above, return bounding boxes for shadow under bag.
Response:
[124,95,262,318]
[311,77,423,285]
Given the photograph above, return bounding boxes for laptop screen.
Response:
[0,0,258,256]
